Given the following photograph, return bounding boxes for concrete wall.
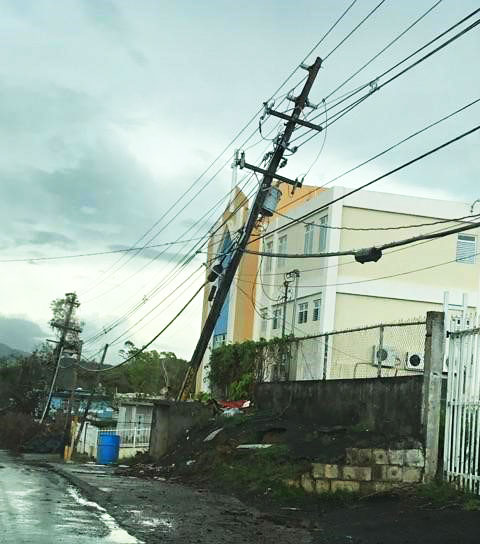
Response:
[289,446,425,495]
[254,376,424,438]
[149,401,212,460]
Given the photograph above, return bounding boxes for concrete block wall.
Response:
[287,446,425,495]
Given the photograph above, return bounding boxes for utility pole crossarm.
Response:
[177,57,322,400]
[238,162,302,188]
[266,108,323,132]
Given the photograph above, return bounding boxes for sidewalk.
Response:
[47,462,313,544]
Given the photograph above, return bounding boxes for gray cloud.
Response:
[0,315,47,352]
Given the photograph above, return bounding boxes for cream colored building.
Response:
[252,186,480,379]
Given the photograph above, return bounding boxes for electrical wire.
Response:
[324,0,443,100]
[291,9,480,147]
[249,250,480,290]
[323,0,388,61]
[248,217,476,281]
[250,123,480,244]
[244,220,480,260]
[78,0,361,298]
[82,177,259,347]
[77,280,207,373]
[274,211,480,232]
[282,97,480,214]
[0,235,225,263]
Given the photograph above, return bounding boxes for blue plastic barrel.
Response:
[97,433,120,464]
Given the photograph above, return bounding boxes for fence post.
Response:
[422,311,445,482]
[322,335,329,380]
[377,325,384,378]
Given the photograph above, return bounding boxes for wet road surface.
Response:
[0,451,139,544]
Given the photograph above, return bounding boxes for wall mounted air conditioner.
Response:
[372,346,399,368]
[406,352,424,371]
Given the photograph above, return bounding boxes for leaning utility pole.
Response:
[40,292,80,423]
[178,58,323,399]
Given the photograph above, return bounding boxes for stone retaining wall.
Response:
[287,446,425,494]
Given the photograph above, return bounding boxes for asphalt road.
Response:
[0,451,140,544]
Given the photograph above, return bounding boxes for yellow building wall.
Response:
[337,207,480,292]
[195,183,323,394]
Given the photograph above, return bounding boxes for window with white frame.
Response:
[318,215,328,252]
[264,239,273,272]
[260,308,268,335]
[298,302,308,324]
[272,307,282,330]
[313,297,322,321]
[304,224,314,254]
[456,234,476,264]
[278,235,287,267]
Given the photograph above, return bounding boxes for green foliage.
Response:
[208,337,292,399]
[99,342,188,396]
[0,346,53,414]
[213,444,306,496]
[416,481,480,510]
[0,412,45,451]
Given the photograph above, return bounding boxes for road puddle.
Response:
[67,486,143,543]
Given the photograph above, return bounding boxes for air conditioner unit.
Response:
[406,352,424,371]
[372,345,399,368]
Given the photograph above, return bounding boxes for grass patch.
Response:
[416,481,480,510]
[214,444,307,495]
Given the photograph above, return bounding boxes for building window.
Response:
[213,333,226,348]
[318,215,328,252]
[272,307,282,330]
[264,239,273,272]
[313,297,322,321]
[278,235,287,267]
[456,234,476,264]
[304,224,314,254]
[260,308,268,335]
[298,302,308,324]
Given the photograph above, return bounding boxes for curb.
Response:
[41,463,112,509]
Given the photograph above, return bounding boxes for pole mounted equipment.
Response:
[177,57,323,400]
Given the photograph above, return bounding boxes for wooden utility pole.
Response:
[40,292,80,423]
[178,58,323,400]
[64,340,83,461]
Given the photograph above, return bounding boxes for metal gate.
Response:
[443,326,480,493]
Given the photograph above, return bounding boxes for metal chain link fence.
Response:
[275,319,427,381]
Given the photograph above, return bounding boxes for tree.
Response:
[100,342,188,397]
[0,343,54,415]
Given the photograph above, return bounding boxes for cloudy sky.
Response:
[0,0,478,360]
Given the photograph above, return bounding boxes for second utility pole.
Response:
[178,57,322,399]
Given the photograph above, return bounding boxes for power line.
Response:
[249,250,480,291]
[250,124,480,244]
[82,176,258,346]
[323,0,388,61]
[244,218,474,278]
[274,211,480,232]
[78,1,360,298]
[243,220,480,260]
[285,97,479,209]
[78,280,207,373]
[82,177,260,347]
[0,235,225,263]
[324,0,443,100]
[292,9,480,147]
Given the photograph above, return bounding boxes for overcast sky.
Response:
[0,0,478,360]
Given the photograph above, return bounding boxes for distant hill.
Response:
[0,342,28,360]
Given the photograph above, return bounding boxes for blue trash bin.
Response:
[97,433,120,464]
